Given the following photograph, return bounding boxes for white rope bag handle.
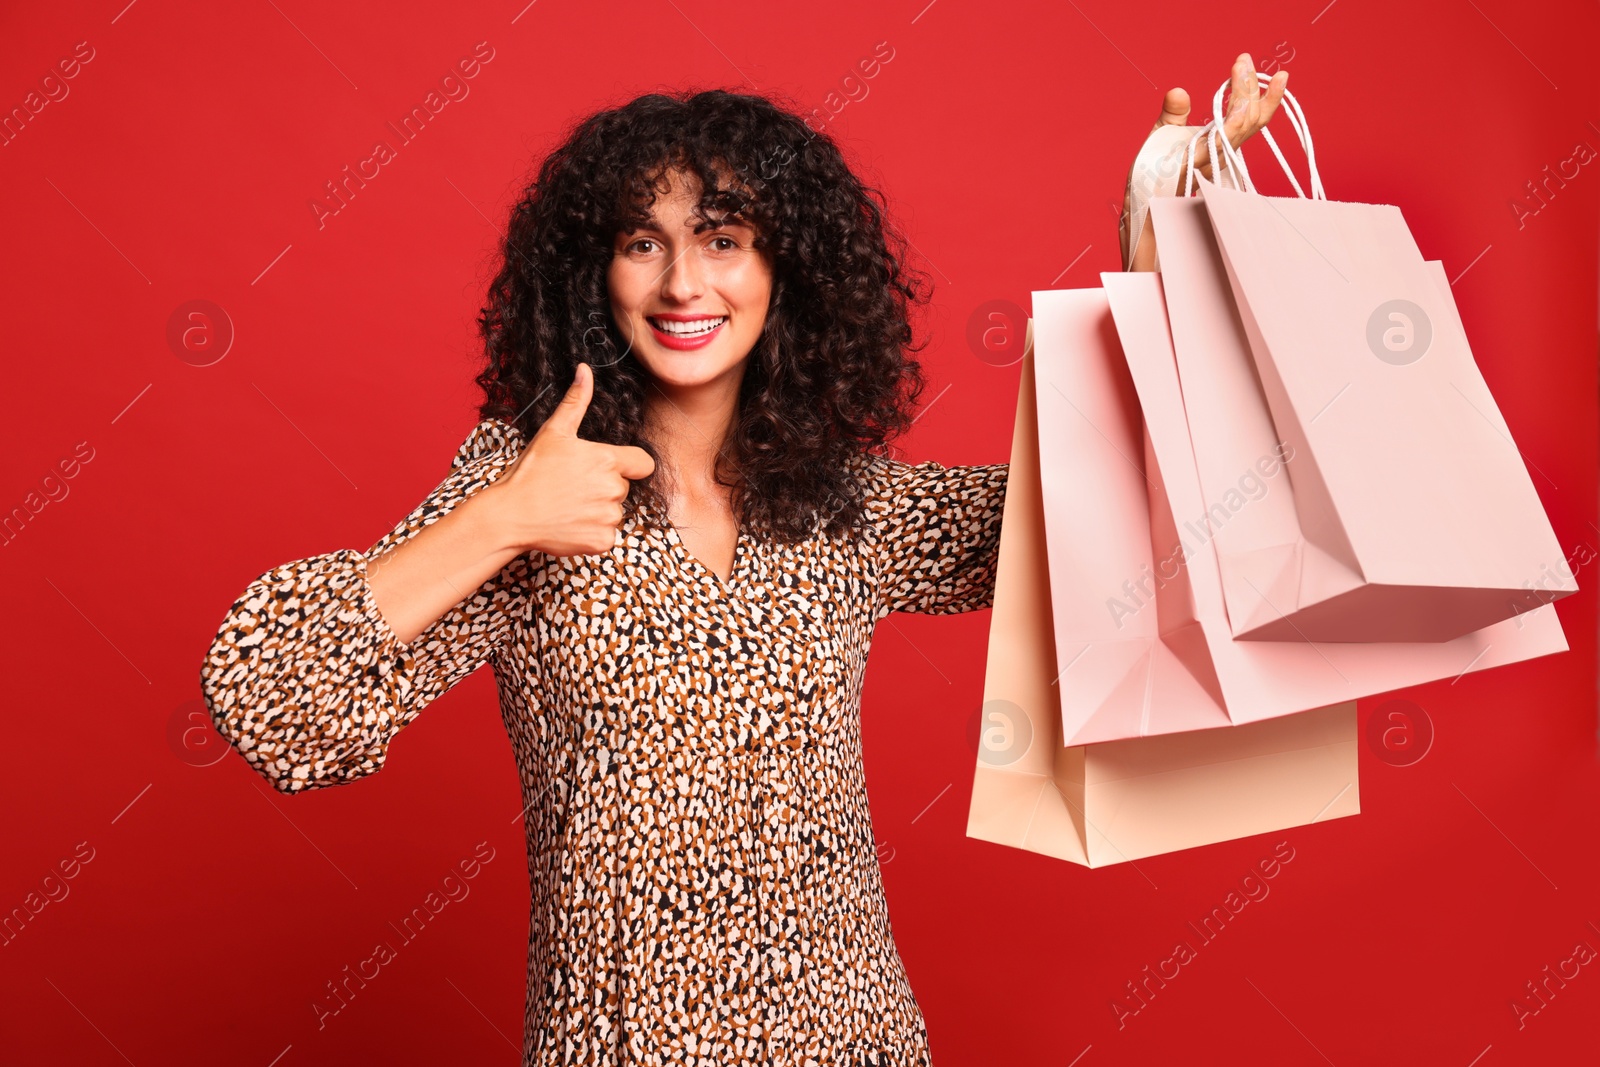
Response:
[1182,72,1325,200]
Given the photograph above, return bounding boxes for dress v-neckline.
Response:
[659,510,747,596]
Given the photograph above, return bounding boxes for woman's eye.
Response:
[624,235,741,255]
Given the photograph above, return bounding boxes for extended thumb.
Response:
[542,363,593,436]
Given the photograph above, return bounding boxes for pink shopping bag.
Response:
[1151,74,1576,643]
[1036,279,1567,743]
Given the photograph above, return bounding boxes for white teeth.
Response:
[651,316,726,336]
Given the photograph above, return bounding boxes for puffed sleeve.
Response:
[861,452,1009,618]
[199,418,532,793]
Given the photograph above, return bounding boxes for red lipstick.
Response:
[646,314,727,351]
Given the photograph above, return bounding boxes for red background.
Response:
[2,1,1597,1063]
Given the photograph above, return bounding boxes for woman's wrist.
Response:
[1121,123,1207,271]
[468,478,541,558]
[365,483,531,645]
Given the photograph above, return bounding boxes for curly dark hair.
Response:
[474,87,933,543]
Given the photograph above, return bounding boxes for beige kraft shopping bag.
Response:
[965,320,1359,868]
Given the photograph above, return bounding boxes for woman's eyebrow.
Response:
[618,214,752,238]
[692,214,752,234]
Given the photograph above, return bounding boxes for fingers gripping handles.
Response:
[1182,72,1326,200]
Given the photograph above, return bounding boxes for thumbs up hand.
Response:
[491,363,657,557]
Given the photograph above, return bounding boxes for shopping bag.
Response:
[965,318,1359,867]
[1033,282,1568,742]
[1151,74,1576,643]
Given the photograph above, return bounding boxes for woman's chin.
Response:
[635,348,749,388]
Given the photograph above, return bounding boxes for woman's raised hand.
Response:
[492,363,656,557]
[1122,53,1291,270]
[1157,52,1288,183]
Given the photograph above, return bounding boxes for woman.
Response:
[201,55,1285,1066]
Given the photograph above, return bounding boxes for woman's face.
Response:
[606,167,772,393]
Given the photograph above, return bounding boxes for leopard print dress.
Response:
[200,418,1008,1066]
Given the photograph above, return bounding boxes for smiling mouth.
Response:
[647,315,728,337]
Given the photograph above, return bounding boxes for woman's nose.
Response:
[658,247,705,302]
